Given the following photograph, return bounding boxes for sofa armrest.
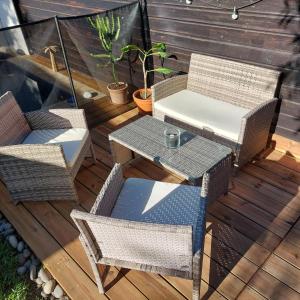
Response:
[25,109,88,130]
[237,98,278,167]
[0,144,77,204]
[151,74,188,103]
[90,163,125,216]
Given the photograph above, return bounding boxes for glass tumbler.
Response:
[164,127,180,149]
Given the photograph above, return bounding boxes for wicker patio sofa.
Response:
[71,158,231,300]
[0,91,96,204]
[152,53,280,168]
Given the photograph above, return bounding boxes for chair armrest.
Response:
[0,144,77,203]
[25,109,88,130]
[151,74,188,103]
[237,98,278,167]
[90,163,125,216]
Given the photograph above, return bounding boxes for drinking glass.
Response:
[164,127,180,149]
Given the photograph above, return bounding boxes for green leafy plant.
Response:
[88,14,124,87]
[121,43,173,99]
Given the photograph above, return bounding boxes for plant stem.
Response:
[112,61,119,86]
[142,55,147,99]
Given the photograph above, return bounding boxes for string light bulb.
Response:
[231,6,239,20]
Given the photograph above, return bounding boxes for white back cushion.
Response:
[154,89,250,141]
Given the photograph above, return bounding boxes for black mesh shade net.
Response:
[0,1,144,114]
[0,18,74,111]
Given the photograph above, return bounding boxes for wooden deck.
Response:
[28,55,136,127]
[1,108,300,300]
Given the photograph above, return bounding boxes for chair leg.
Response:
[90,143,97,165]
[192,248,205,300]
[79,236,105,294]
[192,275,201,300]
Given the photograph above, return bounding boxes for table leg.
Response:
[109,140,133,165]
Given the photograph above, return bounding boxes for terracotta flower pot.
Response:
[107,82,128,105]
[133,88,152,114]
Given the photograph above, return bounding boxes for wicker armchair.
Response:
[71,158,231,300]
[0,91,96,204]
[152,53,280,168]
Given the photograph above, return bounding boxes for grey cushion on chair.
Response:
[0,91,31,146]
[22,128,89,168]
[111,178,206,253]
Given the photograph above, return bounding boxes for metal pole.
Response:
[54,16,79,108]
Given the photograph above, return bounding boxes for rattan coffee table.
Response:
[109,116,232,186]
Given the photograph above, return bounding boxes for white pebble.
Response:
[30,265,37,281]
[38,268,51,283]
[83,91,92,99]
[35,277,43,287]
[17,241,24,252]
[24,259,31,269]
[41,291,47,299]
[43,279,56,295]
[52,284,64,298]
[23,248,31,258]
[8,235,18,248]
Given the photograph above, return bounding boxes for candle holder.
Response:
[164,127,180,149]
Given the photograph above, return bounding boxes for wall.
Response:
[13,0,300,141]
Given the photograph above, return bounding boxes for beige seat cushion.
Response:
[111,178,206,254]
[22,128,88,167]
[0,91,31,145]
[154,89,250,141]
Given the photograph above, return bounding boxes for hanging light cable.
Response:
[194,0,264,20]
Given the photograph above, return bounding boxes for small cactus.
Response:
[88,14,122,85]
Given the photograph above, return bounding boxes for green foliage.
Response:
[121,42,173,99]
[88,14,123,85]
[0,239,41,300]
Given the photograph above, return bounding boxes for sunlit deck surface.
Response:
[25,55,136,127]
[0,108,300,300]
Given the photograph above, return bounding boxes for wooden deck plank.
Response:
[265,150,300,173]
[243,164,299,195]
[234,171,300,214]
[285,227,300,248]
[209,201,281,252]
[248,269,300,300]
[237,285,266,300]
[253,157,300,185]
[275,239,300,270]
[262,254,300,293]
[231,179,299,224]
[220,194,291,238]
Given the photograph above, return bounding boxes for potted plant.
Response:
[88,14,128,104]
[121,43,173,113]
